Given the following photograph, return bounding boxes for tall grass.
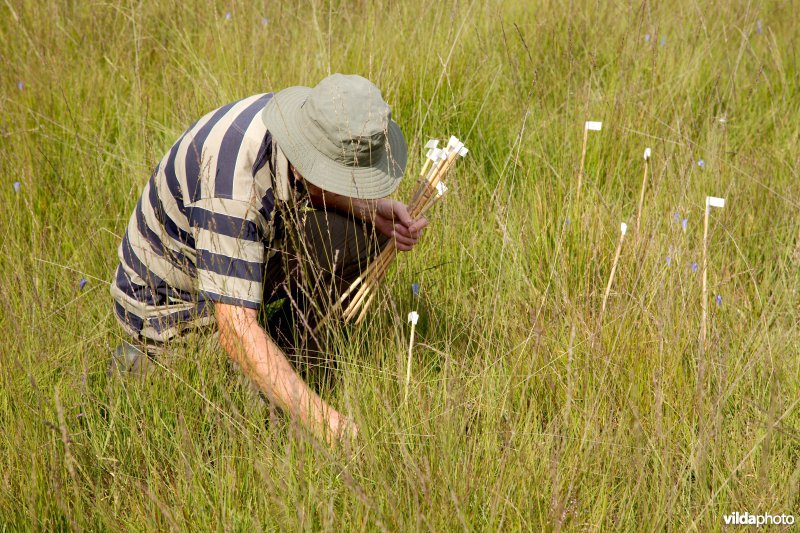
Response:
[1,0,799,529]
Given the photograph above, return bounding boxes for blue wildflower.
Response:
[756,19,763,34]
[225,11,232,20]
[644,33,651,42]
[681,218,688,232]
[17,81,24,90]
[666,256,672,267]
[13,181,21,193]
[673,212,680,223]
[715,294,722,306]
[564,217,571,228]
[698,159,705,169]
[262,16,269,25]
[79,278,88,291]
[691,261,699,273]
[411,283,420,297]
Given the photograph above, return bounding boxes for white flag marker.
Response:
[620,222,628,236]
[426,147,443,162]
[436,181,448,197]
[424,139,439,150]
[577,121,604,204]
[700,195,726,356]
[637,148,653,231]
[407,311,419,325]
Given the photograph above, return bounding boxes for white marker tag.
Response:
[407,311,419,325]
[426,148,443,161]
[706,196,725,208]
[644,147,651,160]
[447,135,461,148]
[425,139,439,149]
[620,222,628,236]
[585,121,603,131]
[436,181,448,196]
[458,146,469,157]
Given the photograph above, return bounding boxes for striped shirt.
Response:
[111,93,287,342]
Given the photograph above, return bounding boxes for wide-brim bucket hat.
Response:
[261,74,407,199]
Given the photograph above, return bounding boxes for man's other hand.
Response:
[372,199,428,251]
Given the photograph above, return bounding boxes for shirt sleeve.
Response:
[189,197,267,309]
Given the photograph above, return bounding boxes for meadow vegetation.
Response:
[1,0,799,529]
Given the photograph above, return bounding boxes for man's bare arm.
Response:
[215,302,353,443]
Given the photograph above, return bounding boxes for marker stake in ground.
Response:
[601,222,627,316]
[577,121,602,205]
[636,148,652,232]
[404,311,420,402]
[700,196,725,355]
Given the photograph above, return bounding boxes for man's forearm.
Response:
[321,192,376,222]
[216,304,342,440]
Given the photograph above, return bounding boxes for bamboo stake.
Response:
[411,140,440,205]
[700,196,725,356]
[601,222,627,316]
[344,246,396,317]
[404,311,419,402]
[577,121,602,205]
[635,147,651,232]
[354,290,376,326]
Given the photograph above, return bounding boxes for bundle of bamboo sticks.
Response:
[317,136,468,330]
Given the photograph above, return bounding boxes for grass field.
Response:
[2,0,799,529]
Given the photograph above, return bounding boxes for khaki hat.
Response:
[261,74,407,199]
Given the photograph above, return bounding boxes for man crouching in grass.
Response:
[109,74,427,444]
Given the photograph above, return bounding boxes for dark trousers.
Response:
[262,207,386,369]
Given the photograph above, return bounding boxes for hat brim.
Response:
[261,86,407,200]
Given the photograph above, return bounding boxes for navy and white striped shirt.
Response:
[111,93,285,342]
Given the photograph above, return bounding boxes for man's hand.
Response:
[297,175,428,252]
[371,199,428,251]
[329,411,359,446]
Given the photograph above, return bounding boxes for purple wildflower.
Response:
[715,294,722,306]
[756,19,763,34]
[681,218,688,232]
[262,16,269,26]
[13,181,21,193]
[644,33,651,42]
[666,256,672,267]
[564,217,571,228]
[660,36,666,47]
[411,283,420,297]
[673,212,680,223]
[225,11,232,20]
[691,261,699,273]
[79,278,88,291]
[697,159,705,169]
[17,81,24,90]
